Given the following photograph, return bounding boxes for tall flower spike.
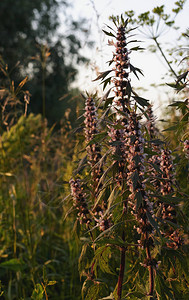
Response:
[159,149,182,249]
[84,97,109,224]
[70,179,91,225]
[112,24,130,112]
[124,111,156,297]
[146,104,159,140]
[108,122,127,187]
[108,21,131,190]
[146,104,161,192]
[84,97,103,194]
[183,139,189,159]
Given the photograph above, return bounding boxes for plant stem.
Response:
[117,232,126,300]
[42,65,46,120]
[153,37,178,79]
[145,232,154,298]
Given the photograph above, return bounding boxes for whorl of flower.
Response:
[145,105,162,191]
[84,97,103,190]
[159,149,183,249]
[124,111,156,295]
[70,179,91,225]
[112,25,130,112]
[160,149,174,195]
[125,112,154,240]
[146,104,158,140]
[108,122,127,186]
[94,211,112,232]
[183,139,189,159]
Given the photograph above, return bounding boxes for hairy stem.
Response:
[117,232,126,300]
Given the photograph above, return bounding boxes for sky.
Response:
[64,0,189,116]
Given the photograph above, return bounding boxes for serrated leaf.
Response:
[94,246,114,275]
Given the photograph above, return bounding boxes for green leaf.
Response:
[85,282,108,300]
[148,162,163,174]
[124,291,146,298]
[107,187,118,211]
[79,244,94,275]
[102,29,116,38]
[146,211,162,237]
[133,154,141,166]
[93,70,113,82]
[31,284,44,300]
[148,139,164,145]
[73,155,87,175]
[130,46,145,51]
[162,125,178,132]
[135,191,143,209]
[156,270,174,299]
[86,132,107,146]
[0,259,26,272]
[130,170,140,189]
[133,96,149,107]
[93,246,115,275]
[99,292,114,299]
[47,280,57,286]
[101,77,112,90]
[130,64,144,80]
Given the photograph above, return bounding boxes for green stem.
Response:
[145,232,154,298]
[42,64,46,120]
[117,232,126,300]
[153,37,178,79]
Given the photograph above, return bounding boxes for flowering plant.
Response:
[69,16,188,300]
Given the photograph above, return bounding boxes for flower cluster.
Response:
[146,104,159,140]
[69,179,91,225]
[160,149,174,195]
[159,149,182,249]
[84,97,103,192]
[108,122,127,186]
[112,25,130,112]
[124,111,154,246]
[183,139,189,159]
[145,104,162,191]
